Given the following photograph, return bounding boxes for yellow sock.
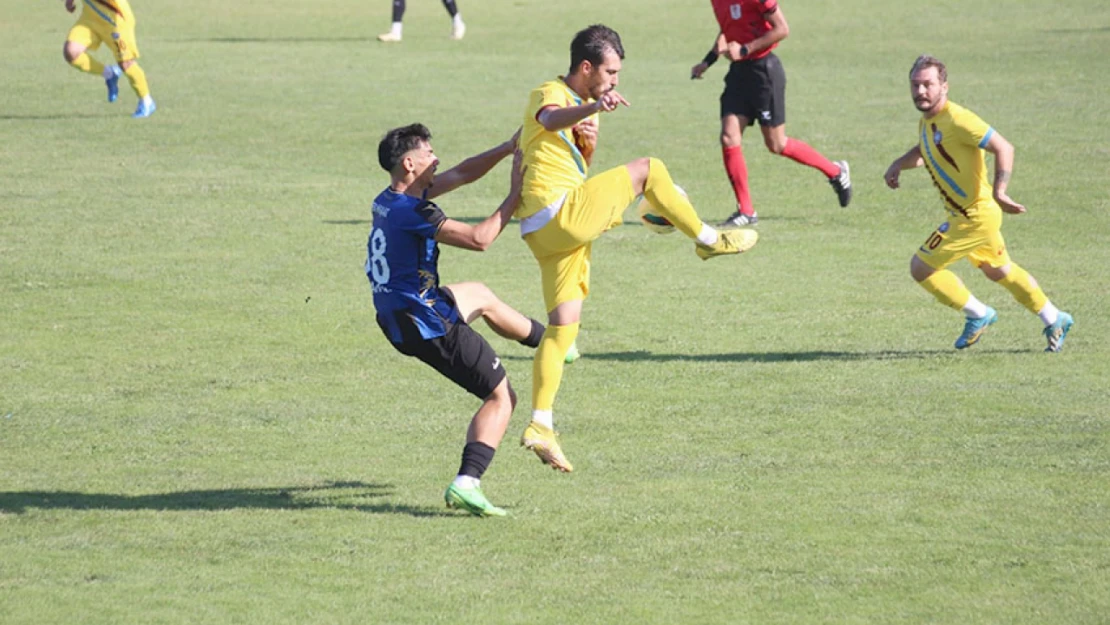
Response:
[123,63,150,99]
[920,270,971,311]
[69,52,105,76]
[997,263,1047,314]
[532,323,579,411]
[643,158,703,239]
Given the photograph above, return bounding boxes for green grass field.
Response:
[2,1,1109,623]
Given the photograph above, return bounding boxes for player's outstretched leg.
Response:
[635,158,758,260]
[523,320,578,473]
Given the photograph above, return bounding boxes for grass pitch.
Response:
[2,1,1109,623]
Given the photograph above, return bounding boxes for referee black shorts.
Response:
[376,289,507,400]
[720,52,787,127]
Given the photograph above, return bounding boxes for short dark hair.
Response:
[568,24,624,75]
[910,55,947,83]
[378,123,432,172]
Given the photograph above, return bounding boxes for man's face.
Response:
[910,67,947,114]
[403,140,438,186]
[585,50,622,100]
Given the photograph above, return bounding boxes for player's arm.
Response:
[883,145,924,189]
[691,33,728,79]
[982,131,1026,214]
[728,5,790,61]
[537,90,629,132]
[426,129,520,200]
[434,151,526,251]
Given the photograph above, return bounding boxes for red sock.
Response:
[722,145,754,216]
[780,138,840,178]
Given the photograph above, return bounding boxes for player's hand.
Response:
[691,62,709,80]
[883,163,902,189]
[65,0,77,12]
[594,89,630,113]
[726,41,748,62]
[573,117,598,148]
[995,191,1026,214]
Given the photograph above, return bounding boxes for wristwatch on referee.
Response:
[739,44,750,58]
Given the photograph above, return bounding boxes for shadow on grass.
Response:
[505,348,1031,363]
[0,114,111,121]
[195,37,376,44]
[0,481,453,518]
[323,216,488,226]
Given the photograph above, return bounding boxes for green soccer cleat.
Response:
[564,341,581,364]
[444,483,507,517]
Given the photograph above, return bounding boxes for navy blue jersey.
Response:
[366,188,460,343]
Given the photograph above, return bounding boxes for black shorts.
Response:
[720,52,787,127]
[376,290,507,400]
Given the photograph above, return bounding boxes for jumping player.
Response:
[62,0,155,118]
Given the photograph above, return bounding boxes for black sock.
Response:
[458,441,495,479]
[519,318,545,348]
[391,0,405,23]
[441,0,459,18]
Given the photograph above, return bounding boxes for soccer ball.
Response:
[636,185,686,235]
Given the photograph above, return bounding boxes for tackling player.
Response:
[517,25,759,473]
[368,124,541,517]
[884,56,1074,352]
[691,0,849,226]
[62,0,155,118]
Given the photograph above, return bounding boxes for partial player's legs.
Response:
[64,24,121,103]
[378,0,464,42]
[625,157,758,260]
[760,124,851,207]
[446,282,544,347]
[446,377,515,517]
[378,0,405,42]
[108,14,155,118]
[720,114,757,226]
[912,255,997,349]
[979,262,1074,353]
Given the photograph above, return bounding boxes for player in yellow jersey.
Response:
[884,55,1073,352]
[62,0,155,118]
[517,25,759,472]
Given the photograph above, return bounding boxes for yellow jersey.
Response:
[517,79,599,219]
[918,100,998,221]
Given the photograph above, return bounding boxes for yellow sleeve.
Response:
[953,107,994,149]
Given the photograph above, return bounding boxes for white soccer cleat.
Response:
[451,21,466,40]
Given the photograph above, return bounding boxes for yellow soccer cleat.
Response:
[520,422,573,472]
[695,228,759,261]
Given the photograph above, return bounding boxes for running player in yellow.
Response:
[884,55,1073,352]
[517,24,759,472]
[62,0,155,118]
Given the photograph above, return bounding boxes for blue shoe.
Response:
[955,306,998,349]
[105,65,121,103]
[1043,312,1073,353]
[132,97,156,119]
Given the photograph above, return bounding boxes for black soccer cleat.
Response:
[829,160,852,207]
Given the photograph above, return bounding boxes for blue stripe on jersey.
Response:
[556,130,588,177]
[83,0,117,25]
[978,127,994,149]
[921,125,967,199]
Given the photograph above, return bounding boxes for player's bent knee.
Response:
[910,256,934,282]
[63,43,82,64]
[980,263,1010,282]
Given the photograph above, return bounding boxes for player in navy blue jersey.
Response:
[368,123,539,517]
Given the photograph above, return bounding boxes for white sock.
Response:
[453,14,464,26]
[531,410,553,429]
[452,474,479,489]
[696,223,718,246]
[390,22,403,37]
[102,65,118,80]
[140,95,154,105]
[1037,301,1059,326]
[961,295,988,319]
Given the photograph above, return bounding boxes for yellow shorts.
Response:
[67,5,140,63]
[523,165,636,311]
[915,206,1011,270]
